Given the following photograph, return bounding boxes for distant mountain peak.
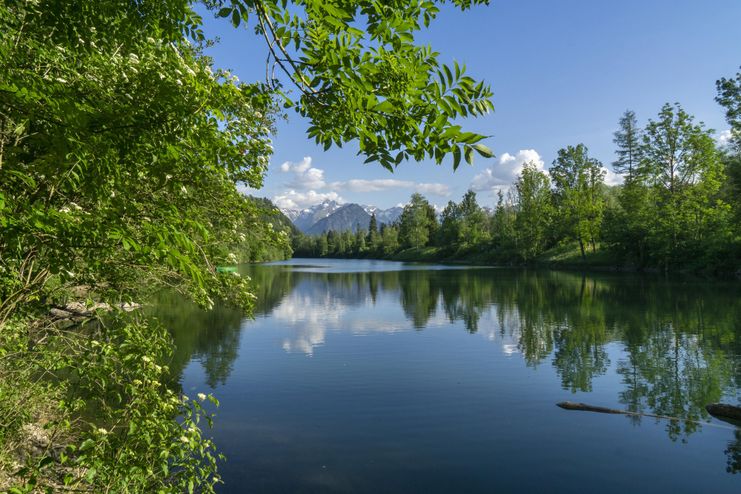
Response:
[279,200,403,233]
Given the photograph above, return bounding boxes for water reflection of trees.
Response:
[157,264,741,464]
[148,291,243,389]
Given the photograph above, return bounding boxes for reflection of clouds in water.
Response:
[272,293,343,355]
[273,283,531,357]
[273,291,436,355]
[501,343,520,356]
[476,305,523,355]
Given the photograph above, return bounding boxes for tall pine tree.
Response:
[612,110,642,181]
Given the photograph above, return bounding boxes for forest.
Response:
[294,94,741,275]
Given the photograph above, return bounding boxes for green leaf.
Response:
[464,145,474,164]
[443,64,454,86]
[472,143,494,158]
[373,100,395,113]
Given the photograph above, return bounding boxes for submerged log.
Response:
[557,401,624,414]
[706,403,741,421]
[558,401,739,430]
[556,401,677,421]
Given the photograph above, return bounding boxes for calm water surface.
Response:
[155,259,741,493]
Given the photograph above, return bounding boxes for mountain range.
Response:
[281,200,403,234]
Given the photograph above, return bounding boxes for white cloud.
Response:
[416,183,451,196]
[328,179,450,196]
[470,149,623,191]
[602,166,623,186]
[471,149,545,193]
[280,156,312,174]
[718,129,734,147]
[273,155,451,209]
[272,190,344,210]
[279,156,326,190]
[330,179,409,192]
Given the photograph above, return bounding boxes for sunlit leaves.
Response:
[0,0,277,316]
[207,0,494,169]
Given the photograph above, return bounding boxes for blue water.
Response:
[162,259,741,493]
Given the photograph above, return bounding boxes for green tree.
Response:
[438,200,461,246]
[639,103,729,266]
[513,162,553,260]
[612,110,642,181]
[355,228,368,255]
[490,190,516,257]
[399,193,436,249]
[550,144,606,258]
[716,67,741,151]
[381,223,400,255]
[319,232,329,256]
[457,190,490,248]
[367,213,379,248]
[716,68,741,249]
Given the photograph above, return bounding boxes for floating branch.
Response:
[557,401,737,431]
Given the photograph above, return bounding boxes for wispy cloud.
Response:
[328,179,450,196]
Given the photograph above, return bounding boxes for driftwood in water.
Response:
[557,401,624,415]
[557,401,678,421]
[706,403,741,421]
[558,401,740,430]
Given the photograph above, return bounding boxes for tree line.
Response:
[295,74,741,274]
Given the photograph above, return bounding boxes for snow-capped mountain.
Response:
[280,200,404,234]
[284,200,344,232]
[374,206,403,225]
[307,204,371,235]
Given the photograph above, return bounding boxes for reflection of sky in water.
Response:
[271,286,446,355]
[269,283,553,361]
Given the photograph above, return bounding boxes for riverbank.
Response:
[303,242,741,279]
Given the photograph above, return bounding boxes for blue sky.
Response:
[197,0,741,209]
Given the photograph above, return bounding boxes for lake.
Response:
[154,259,741,493]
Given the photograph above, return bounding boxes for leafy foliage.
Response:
[208,0,495,170]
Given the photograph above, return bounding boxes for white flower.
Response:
[98,428,108,435]
[197,393,206,401]
[180,436,189,443]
